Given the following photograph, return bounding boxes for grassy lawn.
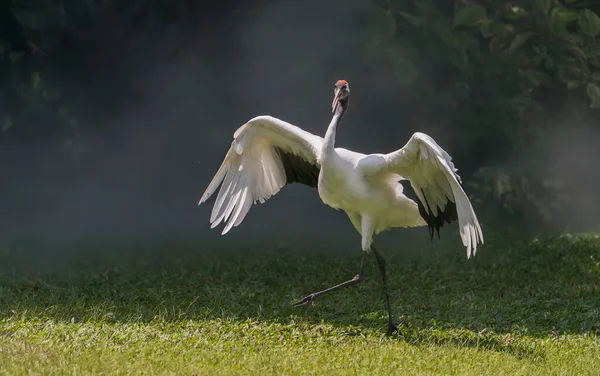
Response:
[0,231,598,375]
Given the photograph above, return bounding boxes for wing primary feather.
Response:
[223,186,249,234]
[200,115,323,234]
[210,167,240,224]
[232,188,254,227]
[222,175,247,224]
[199,156,230,204]
[211,168,244,226]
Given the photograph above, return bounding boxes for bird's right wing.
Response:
[360,132,483,258]
[199,115,324,234]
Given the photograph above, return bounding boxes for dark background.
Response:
[1,0,600,254]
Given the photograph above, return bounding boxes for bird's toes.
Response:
[292,294,316,309]
[387,319,400,336]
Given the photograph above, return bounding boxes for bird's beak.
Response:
[332,88,342,114]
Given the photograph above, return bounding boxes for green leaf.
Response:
[578,9,600,37]
[586,82,600,107]
[558,65,588,83]
[489,37,506,53]
[549,8,580,38]
[453,4,487,28]
[479,20,494,38]
[553,9,579,24]
[566,80,580,89]
[504,24,515,35]
[565,45,587,65]
[520,69,551,87]
[534,0,553,16]
[506,32,536,53]
[504,6,529,20]
[480,21,513,39]
[31,71,41,89]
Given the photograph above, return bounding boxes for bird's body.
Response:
[200,80,483,334]
[201,115,480,255]
[318,147,425,233]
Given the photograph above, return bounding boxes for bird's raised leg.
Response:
[371,244,399,335]
[292,251,366,308]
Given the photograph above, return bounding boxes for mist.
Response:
[0,0,394,247]
[1,0,599,265]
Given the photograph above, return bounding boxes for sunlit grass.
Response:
[0,232,598,375]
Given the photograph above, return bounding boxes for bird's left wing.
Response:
[361,132,483,258]
[199,115,324,234]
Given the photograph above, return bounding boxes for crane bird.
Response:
[199,80,484,334]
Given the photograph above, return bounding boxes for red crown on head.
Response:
[336,79,348,86]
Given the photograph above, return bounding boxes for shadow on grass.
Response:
[396,327,541,360]
[0,232,598,359]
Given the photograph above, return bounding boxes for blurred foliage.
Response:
[0,0,96,148]
[468,165,571,223]
[0,0,195,149]
[2,0,600,225]
[360,0,600,224]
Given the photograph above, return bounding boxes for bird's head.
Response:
[332,79,350,114]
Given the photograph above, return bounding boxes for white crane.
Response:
[199,80,484,334]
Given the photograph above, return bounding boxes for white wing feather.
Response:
[199,115,323,234]
[362,132,483,258]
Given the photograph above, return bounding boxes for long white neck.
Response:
[322,114,340,156]
[321,100,347,158]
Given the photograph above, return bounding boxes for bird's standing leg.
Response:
[355,214,398,334]
[292,251,366,308]
[370,244,399,335]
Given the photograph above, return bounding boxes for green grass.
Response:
[0,232,598,375]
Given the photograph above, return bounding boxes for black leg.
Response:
[293,251,366,308]
[371,245,399,335]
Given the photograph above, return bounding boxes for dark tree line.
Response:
[1,0,600,228]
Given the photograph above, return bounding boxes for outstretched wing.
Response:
[361,132,483,258]
[199,115,323,234]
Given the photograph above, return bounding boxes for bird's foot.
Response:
[292,293,317,309]
[387,319,399,336]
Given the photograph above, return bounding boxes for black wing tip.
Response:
[273,146,320,188]
[415,188,458,241]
